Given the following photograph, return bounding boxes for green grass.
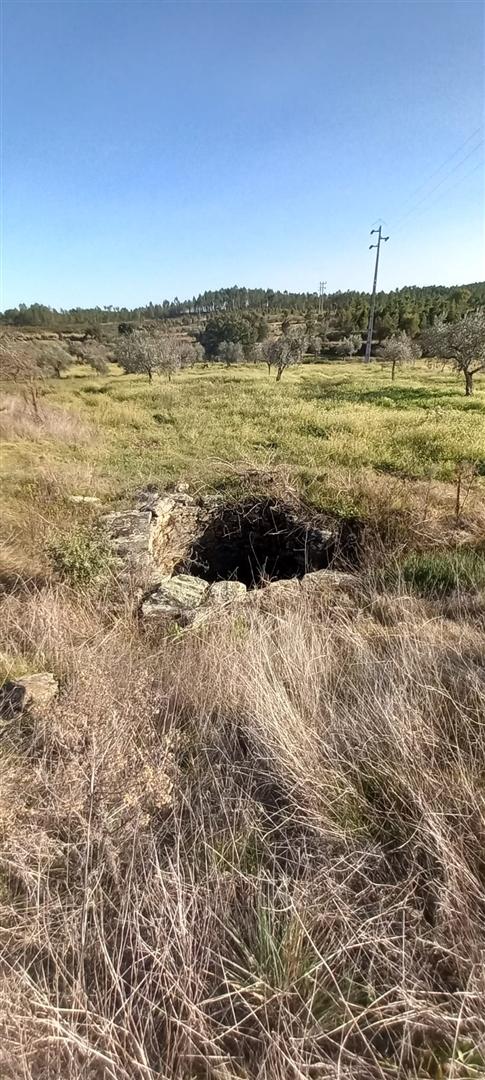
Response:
[400,548,485,596]
[1,360,484,552]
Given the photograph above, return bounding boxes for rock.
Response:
[68,495,100,505]
[141,574,248,628]
[0,673,58,719]
[103,509,155,579]
[141,574,209,626]
[136,492,176,518]
[104,492,202,585]
[208,580,247,605]
[300,569,356,591]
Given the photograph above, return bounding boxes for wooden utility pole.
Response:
[364,227,389,362]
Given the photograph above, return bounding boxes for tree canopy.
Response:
[2,282,483,337]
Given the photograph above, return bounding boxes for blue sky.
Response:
[2,0,484,308]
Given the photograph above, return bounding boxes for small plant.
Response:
[48,529,115,586]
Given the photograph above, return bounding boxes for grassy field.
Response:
[1,359,484,571]
[7,359,485,485]
[1,359,485,1079]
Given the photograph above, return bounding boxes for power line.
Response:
[392,158,484,236]
[393,126,483,214]
[391,139,483,228]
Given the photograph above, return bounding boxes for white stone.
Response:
[68,495,100,504]
[208,580,247,605]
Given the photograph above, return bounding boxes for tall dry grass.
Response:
[0,393,94,444]
[1,580,485,1078]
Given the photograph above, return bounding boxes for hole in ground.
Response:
[176,498,361,588]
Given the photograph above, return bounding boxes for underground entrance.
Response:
[175,498,359,589]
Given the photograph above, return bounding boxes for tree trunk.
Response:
[28,380,41,421]
[267,363,272,375]
[275,367,282,382]
[391,359,396,381]
[464,370,473,396]
[148,370,152,382]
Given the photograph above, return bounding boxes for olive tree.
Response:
[179,341,205,368]
[117,332,181,382]
[307,334,322,360]
[68,340,108,374]
[378,331,419,381]
[37,342,73,378]
[265,326,308,382]
[262,339,278,376]
[341,333,361,358]
[217,340,244,367]
[420,318,449,362]
[421,311,485,396]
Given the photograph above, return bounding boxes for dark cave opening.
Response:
[176,499,342,588]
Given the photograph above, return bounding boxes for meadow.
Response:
[1,357,485,1079]
[1,359,484,572]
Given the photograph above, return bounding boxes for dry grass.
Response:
[1,360,485,1076]
[0,393,94,444]
[1,581,485,1078]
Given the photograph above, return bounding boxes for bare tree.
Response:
[378,331,419,381]
[421,312,485,396]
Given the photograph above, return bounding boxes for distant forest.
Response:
[2,282,484,338]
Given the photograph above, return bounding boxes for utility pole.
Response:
[364,227,389,362]
[318,280,327,316]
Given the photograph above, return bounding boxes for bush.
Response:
[401,548,485,596]
[48,529,114,586]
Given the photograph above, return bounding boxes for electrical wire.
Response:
[393,126,483,213]
[392,158,484,236]
[391,139,483,229]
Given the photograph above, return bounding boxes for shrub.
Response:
[48,529,114,586]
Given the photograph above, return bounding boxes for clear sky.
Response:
[1,0,484,309]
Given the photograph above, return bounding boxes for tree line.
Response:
[2,282,484,333]
[1,307,484,396]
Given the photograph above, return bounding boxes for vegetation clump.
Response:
[48,528,115,585]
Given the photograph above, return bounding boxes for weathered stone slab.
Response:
[300,569,356,591]
[141,574,209,625]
